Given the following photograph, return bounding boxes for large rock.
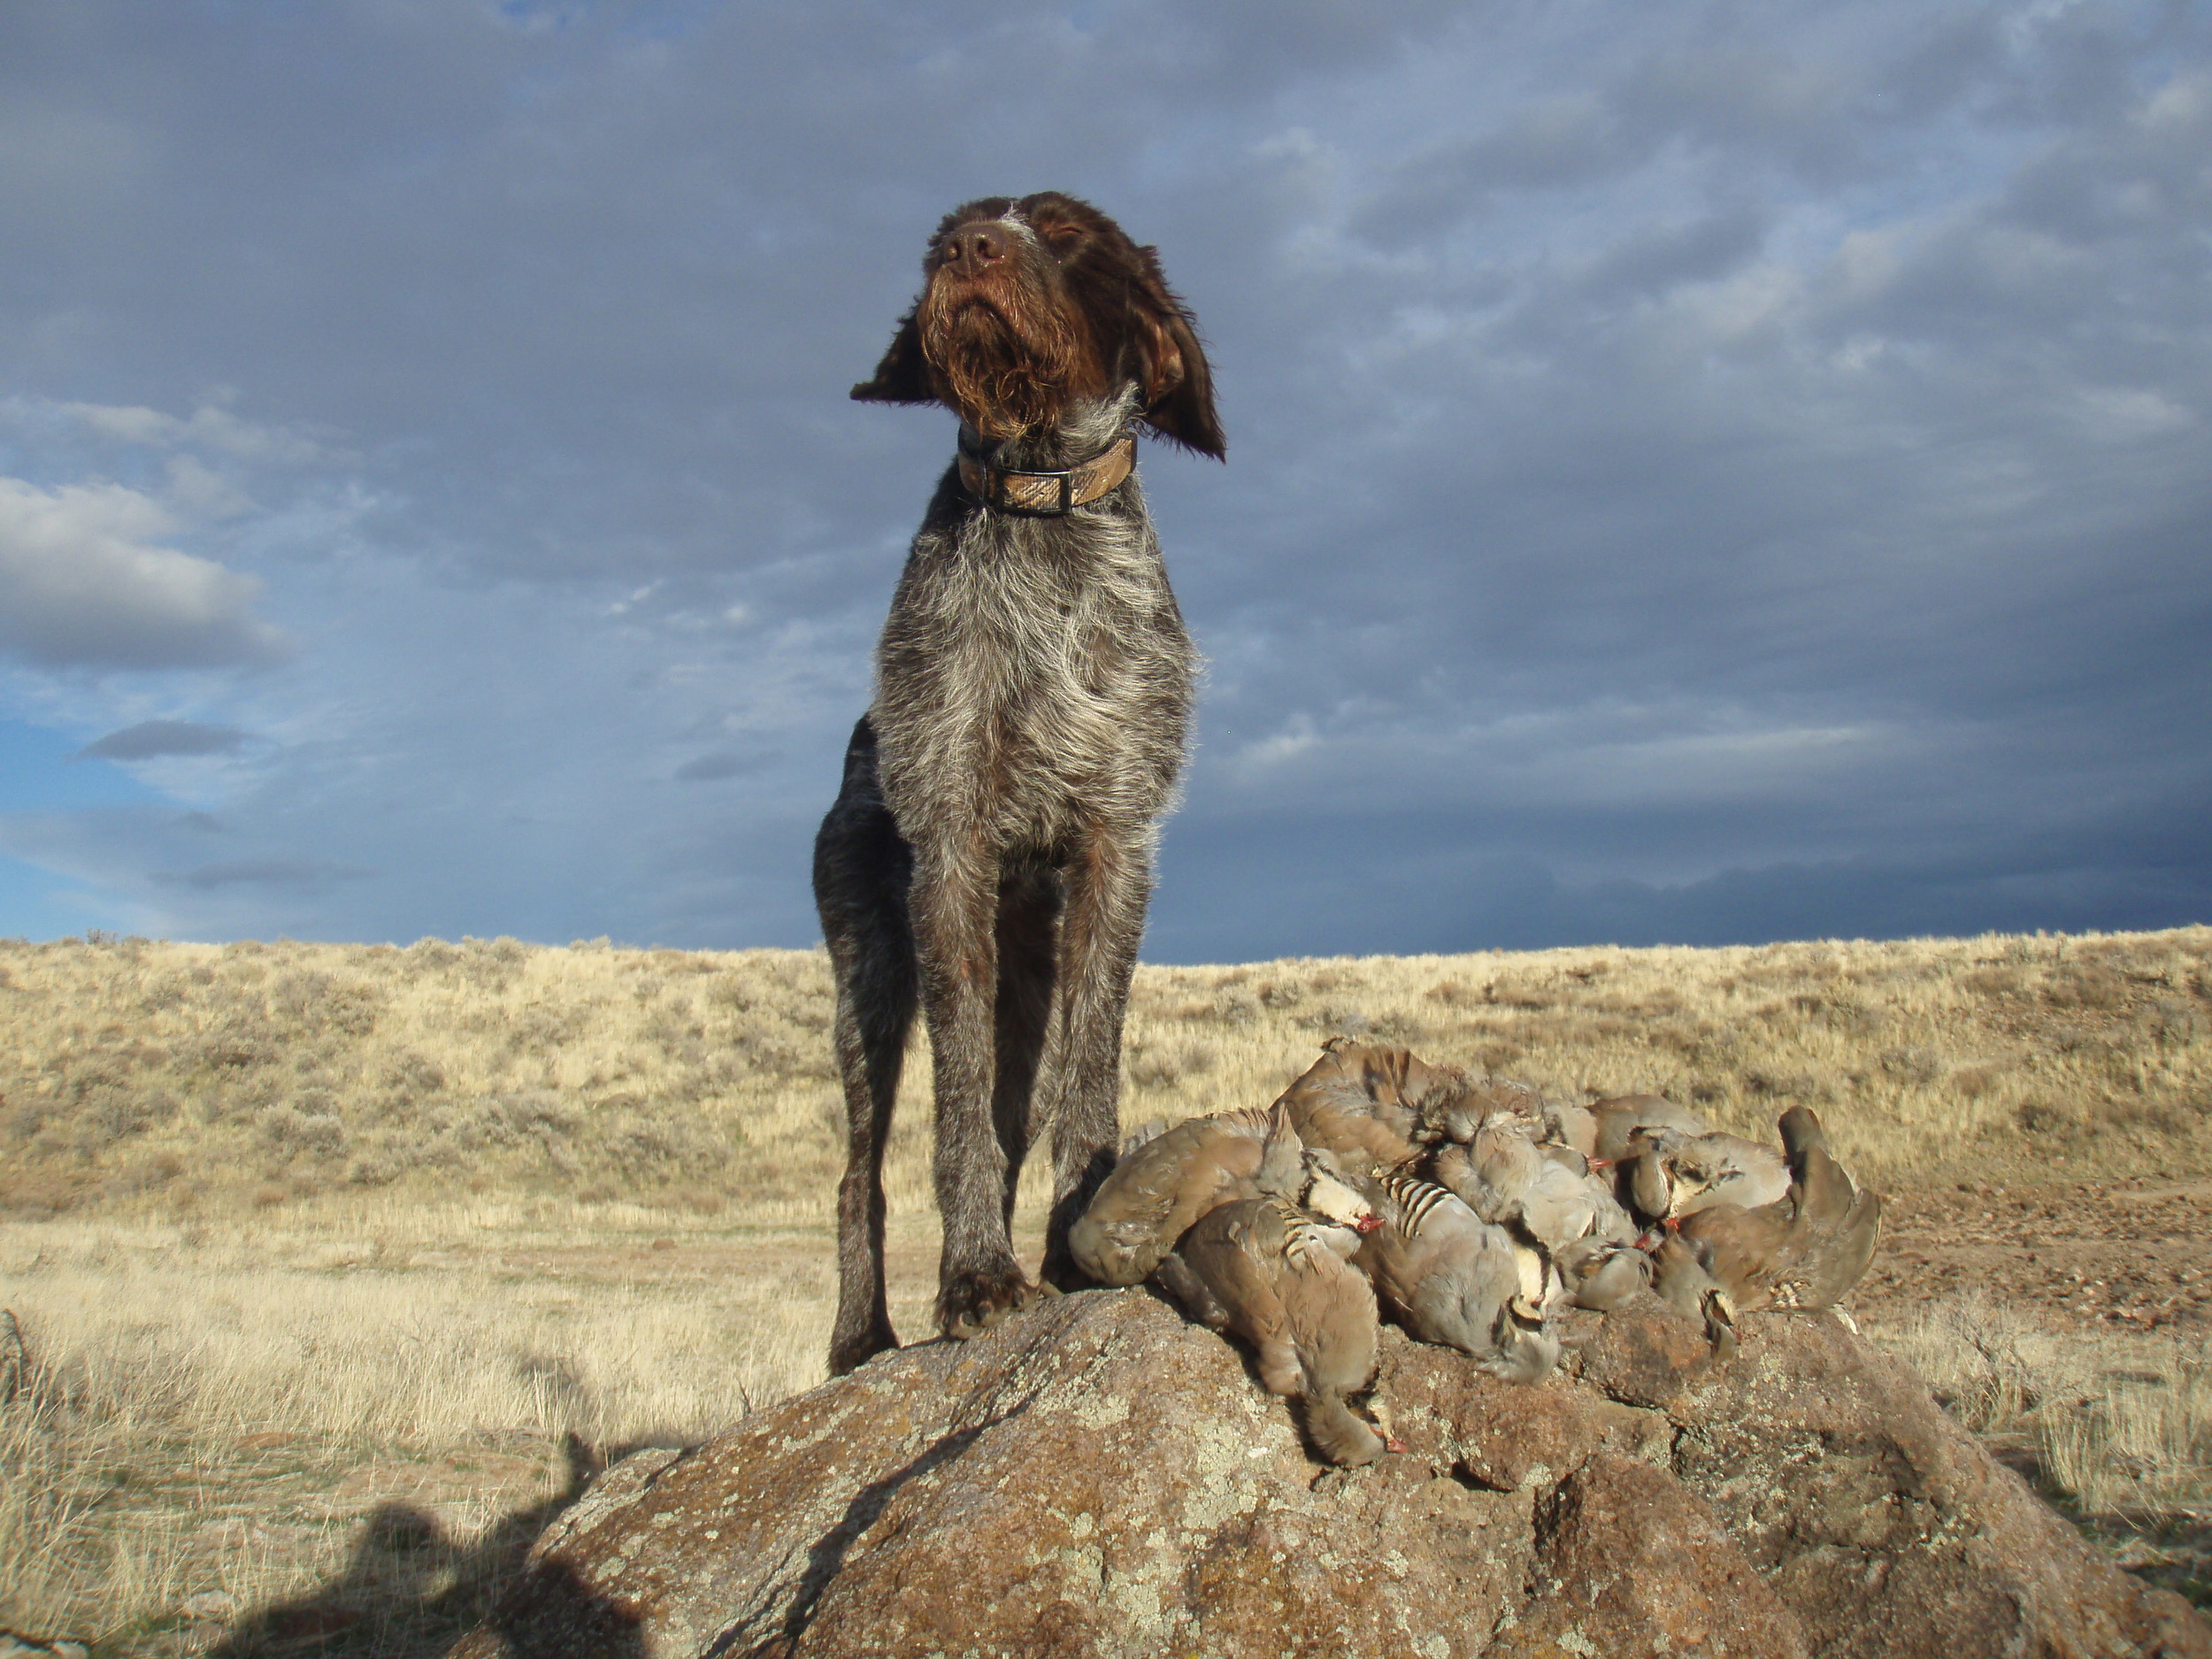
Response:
[451,1291,2211,1659]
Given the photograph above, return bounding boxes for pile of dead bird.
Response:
[1070,1041,1885,1467]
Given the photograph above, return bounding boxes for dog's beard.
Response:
[919,290,1084,441]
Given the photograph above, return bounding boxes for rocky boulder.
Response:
[451,1291,2210,1659]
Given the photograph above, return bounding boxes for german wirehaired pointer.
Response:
[815,192,1223,1374]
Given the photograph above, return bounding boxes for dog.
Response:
[814,192,1223,1374]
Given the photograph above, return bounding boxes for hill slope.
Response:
[3,926,2207,1217]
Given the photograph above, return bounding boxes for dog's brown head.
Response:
[852,192,1224,458]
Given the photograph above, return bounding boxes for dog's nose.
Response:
[941,221,1010,277]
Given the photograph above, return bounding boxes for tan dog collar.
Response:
[956,434,1135,515]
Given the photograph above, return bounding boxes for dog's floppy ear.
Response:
[850,306,939,404]
[1127,251,1225,459]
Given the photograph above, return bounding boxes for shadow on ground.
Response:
[187,1433,658,1659]
[2076,1511,2212,1613]
[1985,1442,2212,1614]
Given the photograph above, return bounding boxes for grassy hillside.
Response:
[3,926,2208,1223]
[1,926,2207,1648]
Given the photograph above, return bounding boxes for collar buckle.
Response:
[956,434,1135,516]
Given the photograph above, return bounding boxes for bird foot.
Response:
[1367,1397,1407,1455]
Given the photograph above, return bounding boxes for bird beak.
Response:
[1355,1213,1384,1234]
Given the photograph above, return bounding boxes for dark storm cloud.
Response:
[76,720,250,761]
[1154,779,2212,963]
[0,0,1458,580]
[150,858,378,893]
[675,750,775,782]
[0,1,2206,955]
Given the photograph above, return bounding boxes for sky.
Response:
[1,0,2207,962]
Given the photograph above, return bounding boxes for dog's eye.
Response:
[1038,223,1086,257]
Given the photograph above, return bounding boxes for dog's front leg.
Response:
[1038,827,1153,1291]
[913,846,1040,1339]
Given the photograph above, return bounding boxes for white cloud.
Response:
[1508,722,1896,808]
[2072,387,2198,442]
[1227,713,1323,782]
[162,454,257,518]
[56,399,326,464]
[0,477,287,669]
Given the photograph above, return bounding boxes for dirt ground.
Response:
[1858,1174,2212,1617]
[1860,1175,2212,1333]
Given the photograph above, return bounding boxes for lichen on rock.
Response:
[449,1286,2208,1658]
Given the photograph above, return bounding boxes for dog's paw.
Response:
[827,1320,898,1378]
[937,1264,1040,1340]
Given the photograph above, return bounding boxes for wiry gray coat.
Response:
[814,194,1224,1374]
[817,395,1193,1367]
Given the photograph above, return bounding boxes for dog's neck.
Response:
[954,387,1141,514]
[959,384,1141,469]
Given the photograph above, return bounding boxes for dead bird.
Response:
[1555,1094,1711,1163]
[1624,1127,1791,1223]
[1154,1141,1380,1325]
[1430,1122,1633,1252]
[1068,1103,1302,1287]
[1773,1104,1883,1310]
[1671,1106,1882,1316]
[1119,1118,1167,1156]
[1650,1232,1739,1358]
[1553,1234,1654,1312]
[1175,1183,1396,1466]
[1271,1040,1481,1167]
[1427,1119,1538,1225]
[1532,1144,1640,1248]
[1421,1075,1546,1146]
[1354,1169,1560,1382]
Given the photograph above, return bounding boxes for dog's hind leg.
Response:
[1039,827,1153,1291]
[992,864,1062,1236]
[816,720,918,1376]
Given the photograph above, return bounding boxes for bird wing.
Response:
[1678,1201,1794,1308]
[1786,1150,1883,1310]
[1286,1249,1380,1398]
[1179,1199,1291,1350]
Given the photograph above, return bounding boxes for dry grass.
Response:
[0,925,2208,1647]
[0,934,863,1220]
[1891,1293,2212,1604]
[3,926,2208,1222]
[0,1202,873,1651]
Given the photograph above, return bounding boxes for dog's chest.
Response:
[872,503,1194,841]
